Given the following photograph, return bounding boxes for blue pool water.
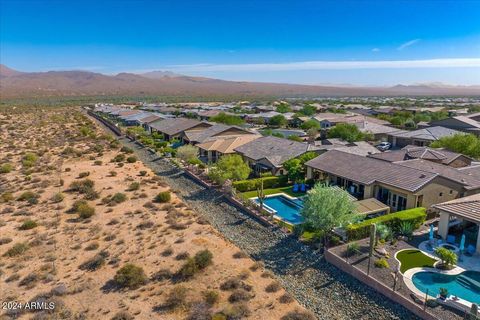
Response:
[254,195,304,224]
[412,270,480,304]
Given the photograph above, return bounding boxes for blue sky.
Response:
[1,0,480,85]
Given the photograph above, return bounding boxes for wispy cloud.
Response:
[167,58,480,72]
[397,39,421,50]
[371,48,380,52]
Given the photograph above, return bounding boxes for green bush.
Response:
[126,156,137,163]
[77,203,95,219]
[154,191,171,203]
[374,258,390,268]
[51,192,65,203]
[346,208,426,241]
[112,154,126,162]
[127,182,140,191]
[78,171,90,178]
[204,290,219,305]
[17,191,40,204]
[194,249,213,269]
[139,170,147,176]
[114,264,148,289]
[0,163,13,174]
[19,220,38,230]
[110,193,127,204]
[232,176,288,192]
[178,257,198,278]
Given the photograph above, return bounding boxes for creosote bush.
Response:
[127,182,140,191]
[19,219,38,230]
[114,264,148,289]
[126,156,137,163]
[0,163,13,174]
[165,286,188,309]
[3,242,29,257]
[51,192,65,203]
[154,191,171,203]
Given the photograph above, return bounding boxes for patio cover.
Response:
[355,198,390,215]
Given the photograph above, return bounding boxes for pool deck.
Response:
[418,240,480,272]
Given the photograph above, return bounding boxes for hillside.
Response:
[1,65,479,98]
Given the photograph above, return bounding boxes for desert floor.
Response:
[0,107,312,320]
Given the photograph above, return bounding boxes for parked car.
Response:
[376,141,391,151]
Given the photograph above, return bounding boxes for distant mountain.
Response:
[1,64,479,99]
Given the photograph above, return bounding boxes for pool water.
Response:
[254,195,304,224]
[412,270,480,304]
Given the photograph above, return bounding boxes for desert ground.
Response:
[0,107,312,320]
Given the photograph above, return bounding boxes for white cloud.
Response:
[167,58,480,72]
[372,48,380,52]
[397,39,421,50]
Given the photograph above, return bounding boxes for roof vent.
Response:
[420,174,426,179]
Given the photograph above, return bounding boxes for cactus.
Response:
[369,223,377,256]
[256,179,266,212]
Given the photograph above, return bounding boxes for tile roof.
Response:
[369,146,469,166]
[197,135,261,154]
[388,126,461,141]
[184,124,252,143]
[396,159,480,190]
[148,118,207,136]
[305,150,438,192]
[234,136,319,167]
[137,114,163,124]
[432,194,480,223]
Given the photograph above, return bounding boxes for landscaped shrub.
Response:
[154,191,171,203]
[232,176,288,192]
[19,219,38,230]
[346,207,426,241]
[374,258,390,268]
[435,247,457,269]
[0,163,13,174]
[346,242,360,255]
[114,264,148,289]
[3,242,29,257]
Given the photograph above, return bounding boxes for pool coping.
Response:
[249,192,304,225]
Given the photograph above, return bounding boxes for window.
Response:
[449,190,453,194]
[439,192,443,197]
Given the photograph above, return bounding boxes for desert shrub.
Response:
[110,193,127,204]
[120,146,134,154]
[84,242,99,251]
[165,285,188,309]
[77,203,95,219]
[51,192,65,203]
[127,182,140,191]
[279,293,294,304]
[178,257,198,279]
[139,170,147,176]
[79,251,109,271]
[19,219,38,230]
[110,170,117,177]
[0,163,13,174]
[220,277,242,291]
[374,258,390,268]
[204,290,219,305]
[3,242,29,257]
[0,237,13,245]
[17,191,40,204]
[346,242,360,255]
[19,272,38,287]
[194,249,213,269]
[176,251,190,260]
[112,154,126,162]
[161,247,174,257]
[94,160,103,166]
[78,171,90,178]
[1,192,14,203]
[151,268,173,281]
[68,179,97,200]
[265,281,281,293]
[114,264,148,289]
[232,251,248,259]
[221,303,251,319]
[22,153,38,168]
[126,156,137,163]
[111,311,134,320]
[228,289,252,303]
[281,309,316,320]
[154,191,171,203]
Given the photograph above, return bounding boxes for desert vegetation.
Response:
[0,106,305,319]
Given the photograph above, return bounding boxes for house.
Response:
[312,113,389,129]
[433,194,480,254]
[197,135,261,163]
[354,121,406,141]
[305,150,480,212]
[234,136,320,176]
[387,126,462,148]
[429,115,480,137]
[314,139,381,157]
[147,118,212,141]
[369,146,474,168]
[183,124,254,145]
[137,114,170,133]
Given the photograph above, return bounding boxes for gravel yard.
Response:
[111,136,421,320]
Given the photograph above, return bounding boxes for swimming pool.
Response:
[254,194,304,225]
[412,270,480,304]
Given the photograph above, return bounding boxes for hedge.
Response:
[232,176,288,192]
[346,207,426,241]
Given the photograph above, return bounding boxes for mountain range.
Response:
[1,64,479,99]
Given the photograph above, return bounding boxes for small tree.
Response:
[208,155,251,185]
[434,247,457,269]
[327,123,367,143]
[114,264,148,289]
[269,115,287,127]
[301,183,355,246]
[177,145,199,162]
[283,152,318,182]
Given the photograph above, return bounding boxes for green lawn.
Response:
[241,186,304,199]
[396,249,437,273]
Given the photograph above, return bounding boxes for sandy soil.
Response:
[0,107,310,320]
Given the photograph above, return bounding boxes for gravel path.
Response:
[113,137,420,320]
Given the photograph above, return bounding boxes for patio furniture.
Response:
[300,184,306,193]
[293,184,299,193]
[466,244,476,256]
[446,235,456,244]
